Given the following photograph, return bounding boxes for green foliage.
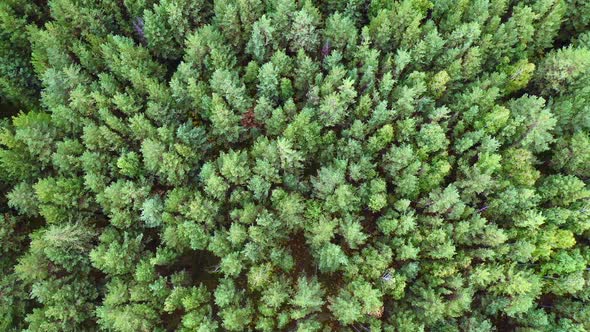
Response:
[291,276,325,319]
[0,0,46,109]
[0,0,590,331]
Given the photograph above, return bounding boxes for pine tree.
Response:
[1,1,590,331]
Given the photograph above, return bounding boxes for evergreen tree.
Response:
[0,0,590,330]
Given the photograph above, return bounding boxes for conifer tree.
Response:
[1,0,590,330]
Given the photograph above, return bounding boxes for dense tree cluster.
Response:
[1,0,590,331]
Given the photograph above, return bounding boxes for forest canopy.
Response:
[1,0,590,331]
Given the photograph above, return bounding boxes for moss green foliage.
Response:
[1,0,590,331]
[0,0,46,110]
